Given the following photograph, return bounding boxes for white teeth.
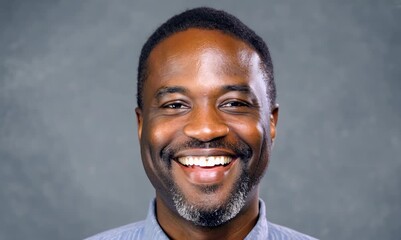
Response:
[177,156,232,167]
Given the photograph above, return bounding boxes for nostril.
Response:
[183,123,229,142]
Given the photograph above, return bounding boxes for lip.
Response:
[172,148,238,185]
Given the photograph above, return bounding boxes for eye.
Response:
[159,101,191,115]
[162,102,189,109]
[220,100,250,108]
[219,99,257,114]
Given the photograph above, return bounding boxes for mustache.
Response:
[161,138,252,163]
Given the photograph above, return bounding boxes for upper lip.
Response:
[173,148,236,159]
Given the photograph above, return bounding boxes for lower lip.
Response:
[175,160,236,185]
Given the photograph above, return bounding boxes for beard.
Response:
[157,137,265,227]
[171,167,251,227]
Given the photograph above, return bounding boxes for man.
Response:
[87,7,317,240]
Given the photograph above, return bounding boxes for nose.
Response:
[183,106,229,142]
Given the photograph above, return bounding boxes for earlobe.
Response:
[269,104,279,142]
[135,107,143,140]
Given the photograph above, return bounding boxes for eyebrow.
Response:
[154,84,255,100]
[224,84,258,103]
[155,86,187,100]
[223,84,252,93]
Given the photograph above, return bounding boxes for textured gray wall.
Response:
[1,0,400,239]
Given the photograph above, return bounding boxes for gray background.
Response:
[1,0,400,239]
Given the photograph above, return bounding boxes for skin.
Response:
[136,28,278,240]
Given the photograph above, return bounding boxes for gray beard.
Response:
[171,171,251,227]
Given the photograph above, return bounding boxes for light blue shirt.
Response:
[86,199,317,240]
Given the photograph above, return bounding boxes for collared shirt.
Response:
[85,199,317,240]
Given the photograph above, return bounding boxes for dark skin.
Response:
[136,29,278,240]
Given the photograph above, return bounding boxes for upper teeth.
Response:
[177,156,232,167]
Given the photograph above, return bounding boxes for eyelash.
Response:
[220,100,251,108]
[161,102,189,109]
[159,99,255,115]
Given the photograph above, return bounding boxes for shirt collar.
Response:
[143,200,169,240]
[244,199,269,239]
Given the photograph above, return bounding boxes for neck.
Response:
[156,190,260,240]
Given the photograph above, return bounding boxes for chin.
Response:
[172,171,251,227]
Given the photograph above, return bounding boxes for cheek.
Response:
[230,118,269,176]
[140,119,178,194]
[231,118,265,147]
[140,119,175,176]
[143,119,177,150]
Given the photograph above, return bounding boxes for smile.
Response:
[177,156,233,167]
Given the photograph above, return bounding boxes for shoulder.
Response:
[267,221,318,240]
[84,220,146,240]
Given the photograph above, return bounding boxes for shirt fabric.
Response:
[85,199,317,240]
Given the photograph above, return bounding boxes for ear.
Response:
[269,104,279,143]
[135,107,143,140]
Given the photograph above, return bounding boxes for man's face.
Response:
[136,29,276,226]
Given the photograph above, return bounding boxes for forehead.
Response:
[146,28,261,81]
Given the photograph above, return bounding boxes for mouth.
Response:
[169,149,240,185]
[177,156,233,167]
[172,153,238,185]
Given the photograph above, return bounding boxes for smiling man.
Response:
[87,7,317,240]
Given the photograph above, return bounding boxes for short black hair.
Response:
[137,7,276,110]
